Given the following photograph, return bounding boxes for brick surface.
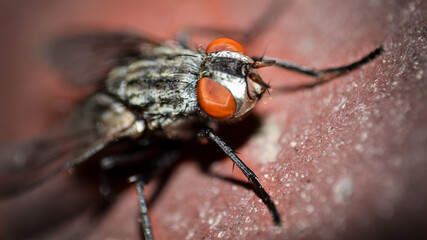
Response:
[0,0,426,239]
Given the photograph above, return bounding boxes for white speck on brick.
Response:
[333,176,354,203]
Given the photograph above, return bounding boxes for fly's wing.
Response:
[0,129,109,197]
[44,30,161,87]
[0,31,155,197]
[0,89,143,198]
[0,92,140,198]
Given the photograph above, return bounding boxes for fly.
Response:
[0,4,384,240]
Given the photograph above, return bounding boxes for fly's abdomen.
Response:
[73,92,144,139]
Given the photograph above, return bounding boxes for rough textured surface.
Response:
[1,0,426,239]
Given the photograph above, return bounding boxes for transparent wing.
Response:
[0,31,156,197]
[0,128,113,197]
[43,30,161,87]
[0,89,143,198]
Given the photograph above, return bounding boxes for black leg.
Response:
[202,128,281,226]
[126,144,181,240]
[136,178,153,240]
[253,47,384,78]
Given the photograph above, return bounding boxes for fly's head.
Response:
[197,38,274,122]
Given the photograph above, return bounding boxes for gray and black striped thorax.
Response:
[105,45,202,129]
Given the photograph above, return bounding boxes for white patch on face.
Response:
[210,71,247,114]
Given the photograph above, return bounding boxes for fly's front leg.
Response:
[201,127,281,226]
[253,47,384,85]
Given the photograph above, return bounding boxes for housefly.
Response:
[0,5,384,239]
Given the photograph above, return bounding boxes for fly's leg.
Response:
[135,178,153,240]
[254,47,384,88]
[202,128,281,226]
[97,141,166,201]
[177,0,289,48]
[100,142,156,171]
[120,145,181,240]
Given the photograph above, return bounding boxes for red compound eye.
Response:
[197,77,236,120]
[206,38,247,54]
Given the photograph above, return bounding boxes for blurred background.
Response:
[0,0,426,239]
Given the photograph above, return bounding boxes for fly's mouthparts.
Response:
[249,72,271,89]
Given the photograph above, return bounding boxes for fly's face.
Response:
[197,38,273,121]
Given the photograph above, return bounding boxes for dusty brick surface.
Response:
[0,1,426,239]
